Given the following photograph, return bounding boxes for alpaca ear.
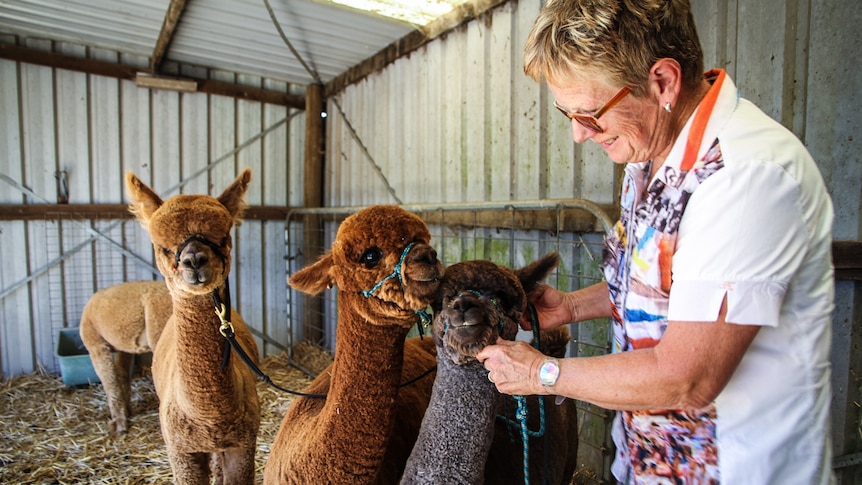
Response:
[289,252,336,295]
[516,252,561,293]
[217,168,252,222]
[125,171,163,227]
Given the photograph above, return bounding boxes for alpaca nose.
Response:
[179,242,209,269]
[408,245,438,266]
[453,296,478,313]
[449,294,486,327]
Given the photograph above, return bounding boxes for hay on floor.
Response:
[0,342,332,484]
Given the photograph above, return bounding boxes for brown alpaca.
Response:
[79,280,172,435]
[263,205,443,485]
[402,254,579,484]
[126,169,261,484]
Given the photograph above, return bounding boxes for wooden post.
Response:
[302,84,325,345]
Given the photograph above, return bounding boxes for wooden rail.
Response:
[1,203,859,280]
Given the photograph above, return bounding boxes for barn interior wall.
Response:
[0,36,306,377]
[327,0,860,224]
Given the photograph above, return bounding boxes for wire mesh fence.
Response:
[27,214,160,372]
[5,200,617,482]
[3,197,856,483]
[283,200,616,483]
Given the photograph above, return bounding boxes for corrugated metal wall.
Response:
[327,1,589,206]
[0,36,306,376]
[327,0,860,216]
[325,0,862,480]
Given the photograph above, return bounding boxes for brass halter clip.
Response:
[215,302,234,338]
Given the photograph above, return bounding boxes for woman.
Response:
[476,1,835,483]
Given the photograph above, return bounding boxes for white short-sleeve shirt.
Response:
[669,99,835,485]
[606,72,835,484]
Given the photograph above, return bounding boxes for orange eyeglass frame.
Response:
[553,86,632,133]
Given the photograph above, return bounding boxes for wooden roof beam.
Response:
[150,0,188,73]
[0,44,305,109]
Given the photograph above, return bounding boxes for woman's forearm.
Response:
[569,282,612,322]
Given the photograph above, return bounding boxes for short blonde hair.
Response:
[523,0,704,96]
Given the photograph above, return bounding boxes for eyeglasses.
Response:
[553,86,632,133]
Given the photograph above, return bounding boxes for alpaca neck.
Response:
[429,354,499,437]
[404,352,499,484]
[169,287,239,415]
[319,291,415,462]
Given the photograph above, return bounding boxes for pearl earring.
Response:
[664,102,672,113]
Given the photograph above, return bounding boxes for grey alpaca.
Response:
[401,253,578,485]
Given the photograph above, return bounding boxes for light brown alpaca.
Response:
[126,169,260,484]
[263,205,444,485]
[79,280,172,435]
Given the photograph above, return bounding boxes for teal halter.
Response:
[360,242,414,298]
[359,242,432,330]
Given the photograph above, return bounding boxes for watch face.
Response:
[539,359,559,386]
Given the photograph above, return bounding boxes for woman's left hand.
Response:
[476,337,547,395]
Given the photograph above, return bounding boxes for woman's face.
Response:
[549,79,675,165]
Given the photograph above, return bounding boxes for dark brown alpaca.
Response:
[402,254,579,484]
[264,205,443,485]
[126,169,260,484]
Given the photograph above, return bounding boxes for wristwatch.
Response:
[538,358,560,387]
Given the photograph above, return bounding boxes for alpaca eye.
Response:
[160,247,174,257]
[360,247,383,268]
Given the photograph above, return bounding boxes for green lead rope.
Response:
[496,303,549,485]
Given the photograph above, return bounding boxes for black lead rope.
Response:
[398,364,437,388]
[176,233,328,398]
[211,281,434,399]
[211,283,327,399]
[219,279,232,371]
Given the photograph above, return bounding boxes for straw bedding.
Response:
[0,342,333,484]
[1,343,597,484]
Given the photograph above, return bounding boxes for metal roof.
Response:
[0,0,454,87]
